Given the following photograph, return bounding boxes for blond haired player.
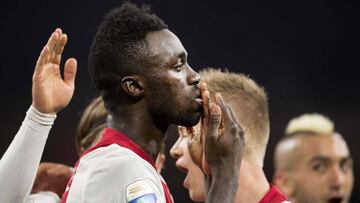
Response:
[171,69,289,203]
[273,114,354,203]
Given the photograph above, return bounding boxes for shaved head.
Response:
[273,113,354,203]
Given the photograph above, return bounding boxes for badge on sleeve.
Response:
[126,179,157,203]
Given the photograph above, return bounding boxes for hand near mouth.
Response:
[187,82,245,203]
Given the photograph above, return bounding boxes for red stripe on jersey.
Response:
[61,128,173,203]
[259,184,289,203]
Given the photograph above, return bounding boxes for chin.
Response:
[177,112,201,127]
[190,191,205,202]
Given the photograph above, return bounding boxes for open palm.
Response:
[32,28,77,114]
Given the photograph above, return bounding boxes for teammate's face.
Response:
[170,126,205,202]
[144,29,202,127]
[290,134,353,203]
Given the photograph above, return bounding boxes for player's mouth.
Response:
[176,165,188,174]
[194,98,203,106]
[327,197,343,203]
[194,91,203,105]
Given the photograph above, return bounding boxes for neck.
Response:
[235,160,270,203]
[107,103,168,161]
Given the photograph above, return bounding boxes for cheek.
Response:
[293,172,327,198]
[344,173,354,191]
[148,77,188,106]
[188,141,203,166]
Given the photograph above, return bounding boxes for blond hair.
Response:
[200,68,269,166]
[274,113,335,171]
[285,113,334,136]
[75,96,107,155]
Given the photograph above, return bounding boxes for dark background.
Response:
[0,0,359,202]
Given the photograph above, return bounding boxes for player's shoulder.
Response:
[69,144,165,202]
[78,144,158,179]
[83,144,148,164]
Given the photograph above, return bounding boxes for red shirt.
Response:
[259,184,290,203]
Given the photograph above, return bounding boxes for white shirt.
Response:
[64,144,166,203]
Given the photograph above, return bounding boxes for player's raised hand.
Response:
[187,82,244,177]
[204,93,244,174]
[187,82,214,175]
[32,28,77,114]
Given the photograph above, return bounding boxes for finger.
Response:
[200,83,210,116]
[45,31,60,63]
[214,93,232,127]
[34,45,49,74]
[63,58,77,86]
[206,104,221,141]
[202,90,210,120]
[55,28,62,35]
[200,82,207,93]
[50,28,63,63]
[53,34,68,65]
[225,102,241,127]
[201,89,211,142]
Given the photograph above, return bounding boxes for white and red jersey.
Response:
[259,184,290,203]
[61,128,173,203]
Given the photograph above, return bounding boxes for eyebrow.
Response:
[309,156,330,163]
[309,155,353,163]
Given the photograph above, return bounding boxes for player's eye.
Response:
[312,162,327,173]
[340,159,353,172]
[173,59,185,72]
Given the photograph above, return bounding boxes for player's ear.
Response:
[121,76,145,97]
[273,171,295,197]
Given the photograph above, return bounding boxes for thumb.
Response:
[64,58,77,86]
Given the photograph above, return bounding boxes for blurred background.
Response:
[0,0,359,202]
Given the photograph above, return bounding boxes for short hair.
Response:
[274,113,335,171]
[88,2,168,94]
[75,96,107,155]
[200,68,269,166]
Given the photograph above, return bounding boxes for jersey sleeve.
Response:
[65,145,165,203]
[0,106,56,203]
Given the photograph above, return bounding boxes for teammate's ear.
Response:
[121,76,145,97]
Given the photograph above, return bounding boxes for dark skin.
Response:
[202,91,245,203]
[107,29,243,203]
[108,29,201,160]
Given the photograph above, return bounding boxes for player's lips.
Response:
[175,163,190,189]
[194,98,203,105]
[175,162,188,173]
[194,91,203,105]
[327,196,343,203]
[176,164,188,174]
